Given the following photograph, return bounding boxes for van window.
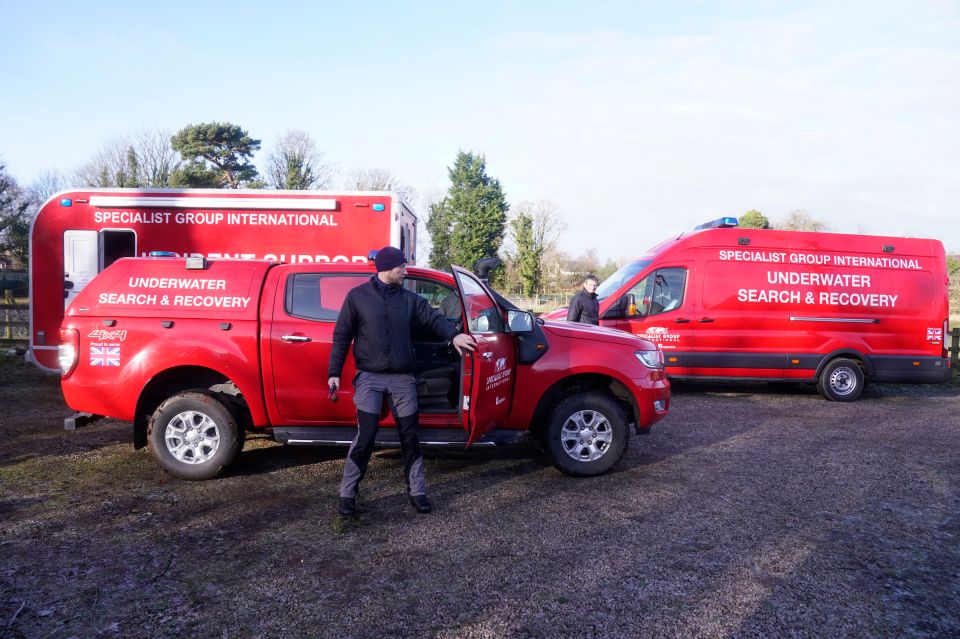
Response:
[624,267,687,317]
[285,273,368,321]
[596,259,652,301]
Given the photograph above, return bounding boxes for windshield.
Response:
[596,259,651,301]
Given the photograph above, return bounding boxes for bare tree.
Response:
[133,129,181,186]
[345,167,414,201]
[506,200,567,296]
[75,130,180,188]
[27,169,67,203]
[264,129,335,190]
[76,136,135,187]
[776,210,830,232]
[417,188,444,267]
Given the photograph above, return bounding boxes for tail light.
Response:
[59,328,79,377]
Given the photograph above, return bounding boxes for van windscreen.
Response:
[596,260,651,301]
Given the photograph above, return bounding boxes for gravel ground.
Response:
[1,354,959,638]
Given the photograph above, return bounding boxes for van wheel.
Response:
[148,391,241,480]
[544,392,629,477]
[817,358,864,402]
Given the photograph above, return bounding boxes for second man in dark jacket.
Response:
[566,274,600,325]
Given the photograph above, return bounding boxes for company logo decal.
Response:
[90,345,120,367]
[87,329,128,342]
[643,326,680,344]
[484,356,512,391]
[496,396,506,406]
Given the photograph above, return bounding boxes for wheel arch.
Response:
[814,349,872,381]
[528,373,641,440]
[134,366,252,450]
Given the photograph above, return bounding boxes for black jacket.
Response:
[566,289,600,325]
[328,276,459,377]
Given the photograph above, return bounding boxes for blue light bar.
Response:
[372,203,385,212]
[149,251,178,257]
[60,199,73,207]
[695,217,739,230]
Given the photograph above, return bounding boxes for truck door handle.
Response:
[698,318,714,323]
[481,352,493,360]
[674,318,690,324]
[281,335,312,343]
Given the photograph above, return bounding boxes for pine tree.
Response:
[426,199,453,270]
[510,211,540,296]
[444,151,507,270]
[170,122,261,189]
[739,209,770,229]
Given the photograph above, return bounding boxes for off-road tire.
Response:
[149,391,241,480]
[545,392,629,477]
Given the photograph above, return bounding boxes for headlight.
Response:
[635,349,664,370]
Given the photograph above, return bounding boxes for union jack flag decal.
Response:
[90,345,121,366]
[927,327,943,342]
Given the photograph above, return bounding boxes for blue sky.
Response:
[2,1,958,257]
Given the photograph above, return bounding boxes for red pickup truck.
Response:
[59,257,670,479]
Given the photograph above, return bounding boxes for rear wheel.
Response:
[148,391,242,479]
[544,392,629,477]
[817,358,865,402]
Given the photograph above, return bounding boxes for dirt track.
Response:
[1,355,959,638]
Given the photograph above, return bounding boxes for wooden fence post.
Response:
[2,291,11,340]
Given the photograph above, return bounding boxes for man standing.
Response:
[566,274,600,325]
[327,246,476,516]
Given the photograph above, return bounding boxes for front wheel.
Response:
[149,391,242,479]
[544,392,629,477]
[817,358,865,402]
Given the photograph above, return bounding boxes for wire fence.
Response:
[0,302,28,341]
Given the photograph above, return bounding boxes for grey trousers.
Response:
[338,372,426,498]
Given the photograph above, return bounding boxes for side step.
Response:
[272,427,525,448]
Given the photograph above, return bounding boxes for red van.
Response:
[546,218,951,401]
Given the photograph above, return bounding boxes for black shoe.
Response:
[409,494,432,514]
[337,497,357,516]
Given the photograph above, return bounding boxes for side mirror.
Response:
[507,310,534,334]
[474,315,490,333]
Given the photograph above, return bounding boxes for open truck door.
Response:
[452,266,516,446]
